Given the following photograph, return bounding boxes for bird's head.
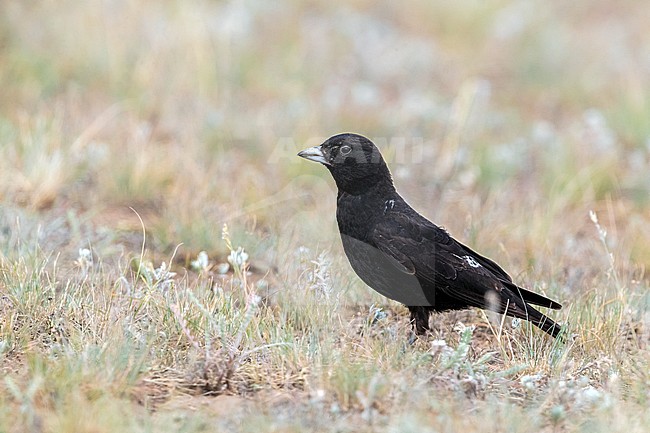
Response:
[298,133,393,195]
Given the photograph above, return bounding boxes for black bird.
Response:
[298,133,563,338]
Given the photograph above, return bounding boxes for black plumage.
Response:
[298,133,563,338]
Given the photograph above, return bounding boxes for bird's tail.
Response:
[505,284,563,338]
[518,304,563,338]
[531,311,563,338]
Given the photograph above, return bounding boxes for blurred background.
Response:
[1,0,649,291]
[3,3,650,429]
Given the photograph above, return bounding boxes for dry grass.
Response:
[1,1,650,432]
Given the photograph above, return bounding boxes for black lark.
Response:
[298,133,562,338]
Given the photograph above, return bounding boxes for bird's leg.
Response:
[408,307,430,336]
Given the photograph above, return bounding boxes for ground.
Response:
[1,1,650,432]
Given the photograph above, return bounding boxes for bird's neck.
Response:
[336,178,398,239]
[331,164,395,196]
[338,182,397,204]
[336,177,395,200]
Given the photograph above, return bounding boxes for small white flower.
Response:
[153,262,176,290]
[296,246,310,256]
[228,247,249,268]
[78,248,92,262]
[216,263,230,274]
[520,374,543,390]
[153,262,174,280]
[580,386,602,404]
[312,388,326,402]
[511,318,522,328]
[191,251,209,272]
[453,322,475,334]
[249,294,262,306]
[431,339,447,350]
[309,252,332,298]
[74,248,93,276]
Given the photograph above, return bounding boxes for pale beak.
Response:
[297,145,330,165]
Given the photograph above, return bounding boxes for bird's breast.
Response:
[338,233,433,306]
[336,194,386,238]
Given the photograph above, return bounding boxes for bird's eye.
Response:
[340,145,351,155]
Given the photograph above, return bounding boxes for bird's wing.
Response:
[385,211,520,284]
[371,212,560,314]
[370,214,458,282]
[456,242,513,282]
[439,228,561,310]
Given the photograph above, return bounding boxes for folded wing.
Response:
[370,211,562,316]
